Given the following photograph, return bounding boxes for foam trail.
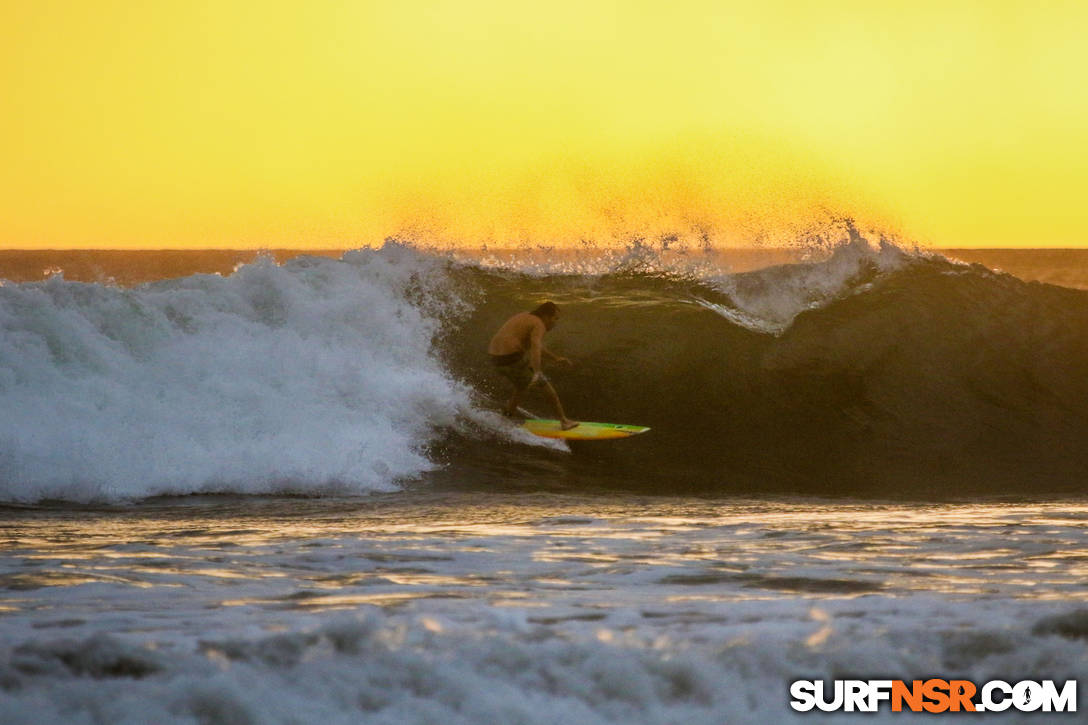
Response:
[0,245,474,502]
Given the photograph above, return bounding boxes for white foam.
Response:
[705,236,916,334]
[0,244,479,502]
[1,586,1083,724]
[2,498,1086,723]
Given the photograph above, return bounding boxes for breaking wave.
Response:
[3,233,1088,502]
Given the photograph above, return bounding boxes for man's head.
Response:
[530,301,560,329]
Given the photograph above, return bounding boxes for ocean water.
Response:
[2,234,1087,722]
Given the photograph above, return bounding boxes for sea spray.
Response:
[0,246,476,502]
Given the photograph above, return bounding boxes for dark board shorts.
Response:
[490,352,542,389]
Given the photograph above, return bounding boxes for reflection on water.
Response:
[2,494,1087,628]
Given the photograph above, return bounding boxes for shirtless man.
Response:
[488,301,579,430]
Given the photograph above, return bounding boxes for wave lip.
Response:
[701,233,918,334]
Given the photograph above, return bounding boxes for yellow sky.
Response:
[2,0,1086,249]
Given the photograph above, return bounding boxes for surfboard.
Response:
[522,419,650,440]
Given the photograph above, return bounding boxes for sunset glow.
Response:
[3,1,1086,248]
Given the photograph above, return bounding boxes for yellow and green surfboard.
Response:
[522,419,650,441]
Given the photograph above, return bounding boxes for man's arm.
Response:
[542,347,571,365]
[529,321,545,376]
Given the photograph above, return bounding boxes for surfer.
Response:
[488,301,579,430]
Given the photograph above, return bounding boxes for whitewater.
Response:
[2,496,1086,724]
[0,245,485,501]
[1,235,1086,723]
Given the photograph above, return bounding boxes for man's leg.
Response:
[540,380,578,430]
[504,382,528,417]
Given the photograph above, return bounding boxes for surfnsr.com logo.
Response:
[790,679,1077,713]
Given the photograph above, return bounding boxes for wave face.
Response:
[3,237,1088,501]
[441,238,1088,497]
